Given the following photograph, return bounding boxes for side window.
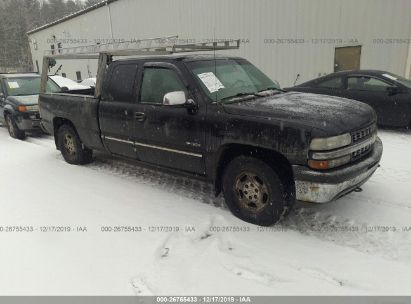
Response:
[140,67,186,104]
[106,64,138,102]
[316,77,343,89]
[347,76,391,92]
[76,71,82,82]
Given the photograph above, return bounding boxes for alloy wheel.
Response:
[64,133,76,156]
[234,171,270,213]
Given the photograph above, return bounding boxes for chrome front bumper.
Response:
[293,137,383,203]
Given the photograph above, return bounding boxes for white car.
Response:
[50,75,91,91]
[80,78,96,87]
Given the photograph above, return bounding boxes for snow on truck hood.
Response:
[7,94,38,105]
[223,91,376,136]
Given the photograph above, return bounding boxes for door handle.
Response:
[135,112,146,122]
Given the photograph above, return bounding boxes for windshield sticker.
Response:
[197,72,225,93]
[382,73,397,81]
[7,81,20,89]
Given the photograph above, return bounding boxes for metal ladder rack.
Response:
[40,35,241,96]
[44,35,240,59]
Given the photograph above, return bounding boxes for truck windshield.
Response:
[187,59,280,103]
[5,77,60,96]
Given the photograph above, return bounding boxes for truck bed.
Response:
[39,93,104,150]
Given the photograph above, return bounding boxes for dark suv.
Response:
[0,73,60,139]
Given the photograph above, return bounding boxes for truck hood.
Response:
[7,95,38,105]
[222,91,376,136]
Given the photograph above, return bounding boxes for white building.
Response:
[27,0,411,87]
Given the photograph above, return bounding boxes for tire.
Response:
[222,156,294,226]
[5,114,26,140]
[57,124,93,165]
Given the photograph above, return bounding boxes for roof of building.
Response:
[27,0,120,35]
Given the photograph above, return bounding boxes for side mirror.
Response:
[387,86,399,95]
[163,91,187,106]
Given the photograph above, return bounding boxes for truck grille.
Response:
[351,142,373,161]
[351,124,375,143]
[350,124,377,162]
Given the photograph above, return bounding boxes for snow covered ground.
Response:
[0,125,411,296]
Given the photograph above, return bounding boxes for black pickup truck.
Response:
[39,54,383,226]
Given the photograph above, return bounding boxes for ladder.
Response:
[44,35,241,59]
[40,35,241,96]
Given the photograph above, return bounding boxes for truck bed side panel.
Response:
[39,93,104,151]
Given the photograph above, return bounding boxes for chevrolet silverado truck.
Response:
[0,73,60,139]
[39,50,383,226]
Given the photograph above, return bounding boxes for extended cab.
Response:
[0,73,60,139]
[39,51,383,226]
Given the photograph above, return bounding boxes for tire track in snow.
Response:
[16,135,411,262]
[131,215,294,293]
[86,154,411,263]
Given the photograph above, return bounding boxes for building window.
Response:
[50,44,55,55]
[57,42,62,54]
[62,73,67,78]
[76,71,82,82]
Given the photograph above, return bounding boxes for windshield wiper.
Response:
[256,87,285,95]
[220,92,257,104]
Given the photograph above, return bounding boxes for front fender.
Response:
[3,102,17,115]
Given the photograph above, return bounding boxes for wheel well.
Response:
[214,144,295,196]
[53,117,76,148]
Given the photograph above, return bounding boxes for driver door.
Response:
[133,62,206,174]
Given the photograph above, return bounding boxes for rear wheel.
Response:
[5,114,26,140]
[222,156,293,226]
[57,124,93,165]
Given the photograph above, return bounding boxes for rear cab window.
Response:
[104,63,138,102]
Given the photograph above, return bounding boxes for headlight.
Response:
[26,105,39,112]
[18,105,39,112]
[310,133,352,151]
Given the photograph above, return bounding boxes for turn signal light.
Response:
[18,105,27,112]
[308,160,329,170]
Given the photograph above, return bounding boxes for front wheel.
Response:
[222,156,293,226]
[57,124,93,165]
[5,115,26,140]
